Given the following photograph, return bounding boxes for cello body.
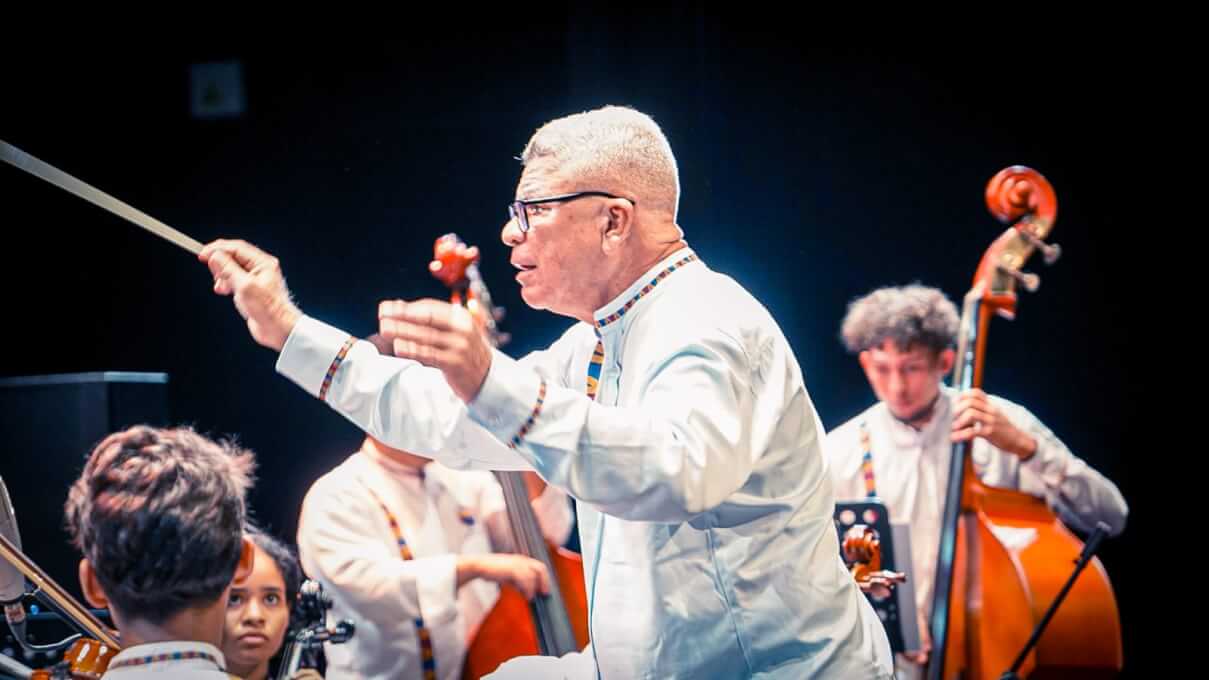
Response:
[938,463,1122,679]
[461,544,589,679]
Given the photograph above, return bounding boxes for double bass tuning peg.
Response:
[1019,229,1062,265]
[997,265,1041,293]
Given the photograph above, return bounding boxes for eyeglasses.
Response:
[507,191,635,234]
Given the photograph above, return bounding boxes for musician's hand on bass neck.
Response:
[457,554,550,600]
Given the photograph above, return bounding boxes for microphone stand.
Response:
[999,522,1111,680]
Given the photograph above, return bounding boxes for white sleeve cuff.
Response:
[1022,435,1070,490]
[276,315,358,398]
[468,349,544,446]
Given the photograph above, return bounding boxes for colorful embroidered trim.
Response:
[859,420,877,498]
[366,487,438,680]
[586,336,604,399]
[416,618,436,676]
[595,253,698,329]
[458,508,476,526]
[318,337,357,402]
[108,650,223,671]
[508,379,547,449]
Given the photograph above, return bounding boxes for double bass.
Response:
[428,234,590,679]
[927,167,1123,679]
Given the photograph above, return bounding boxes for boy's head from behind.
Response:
[65,426,256,626]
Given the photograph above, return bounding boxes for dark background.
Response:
[0,14,1150,673]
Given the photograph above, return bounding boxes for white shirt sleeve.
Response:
[467,330,766,523]
[276,315,530,470]
[994,396,1129,536]
[278,312,781,524]
[485,647,598,679]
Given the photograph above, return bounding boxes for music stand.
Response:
[834,499,920,654]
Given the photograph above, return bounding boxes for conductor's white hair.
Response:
[521,105,680,218]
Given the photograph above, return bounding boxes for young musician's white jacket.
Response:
[279,249,894,679]
[297,445,572,680]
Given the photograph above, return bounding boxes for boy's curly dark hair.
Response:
[64,425,255,623]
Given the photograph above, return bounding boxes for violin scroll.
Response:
[842,525,905,600]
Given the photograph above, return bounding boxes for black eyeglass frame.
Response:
[507,191,636,233]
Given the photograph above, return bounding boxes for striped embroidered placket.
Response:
[365,486,439,680]
[585,253,697,402]
[859,421,877,498]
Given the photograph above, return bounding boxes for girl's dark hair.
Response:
[244,522,303,619]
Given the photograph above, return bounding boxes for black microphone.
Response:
[0,477,117,659]
[0,477,83,657]
[0,476,28,643]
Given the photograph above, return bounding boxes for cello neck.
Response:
[951,288,983,392]
[494,471,579,656]
[427,232,575,656]
[927,290,983,680]
[275,637,303,680]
